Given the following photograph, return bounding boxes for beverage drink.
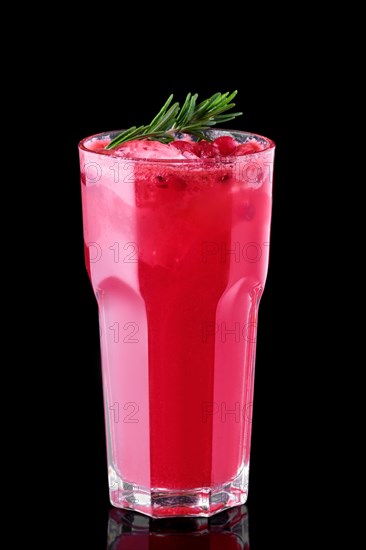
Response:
[79,130,275,517]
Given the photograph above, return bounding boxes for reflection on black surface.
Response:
[107,505,249,549]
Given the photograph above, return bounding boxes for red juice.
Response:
[79,130,275,517]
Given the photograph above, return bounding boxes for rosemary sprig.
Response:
[106,91,242,149]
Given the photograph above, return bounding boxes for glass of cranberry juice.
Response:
[79,129,275,518]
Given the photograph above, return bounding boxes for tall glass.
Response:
[79,130,275,518]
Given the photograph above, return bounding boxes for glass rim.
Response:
[79,128,275,164]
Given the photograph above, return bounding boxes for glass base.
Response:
[109,466,248,518]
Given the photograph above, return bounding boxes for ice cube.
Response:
[114,139,188,160]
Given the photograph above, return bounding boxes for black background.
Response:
[28,32,322,547]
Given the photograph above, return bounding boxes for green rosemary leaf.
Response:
[106,125,146,149]
[148,94,174,127]
[106,91,243,148]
